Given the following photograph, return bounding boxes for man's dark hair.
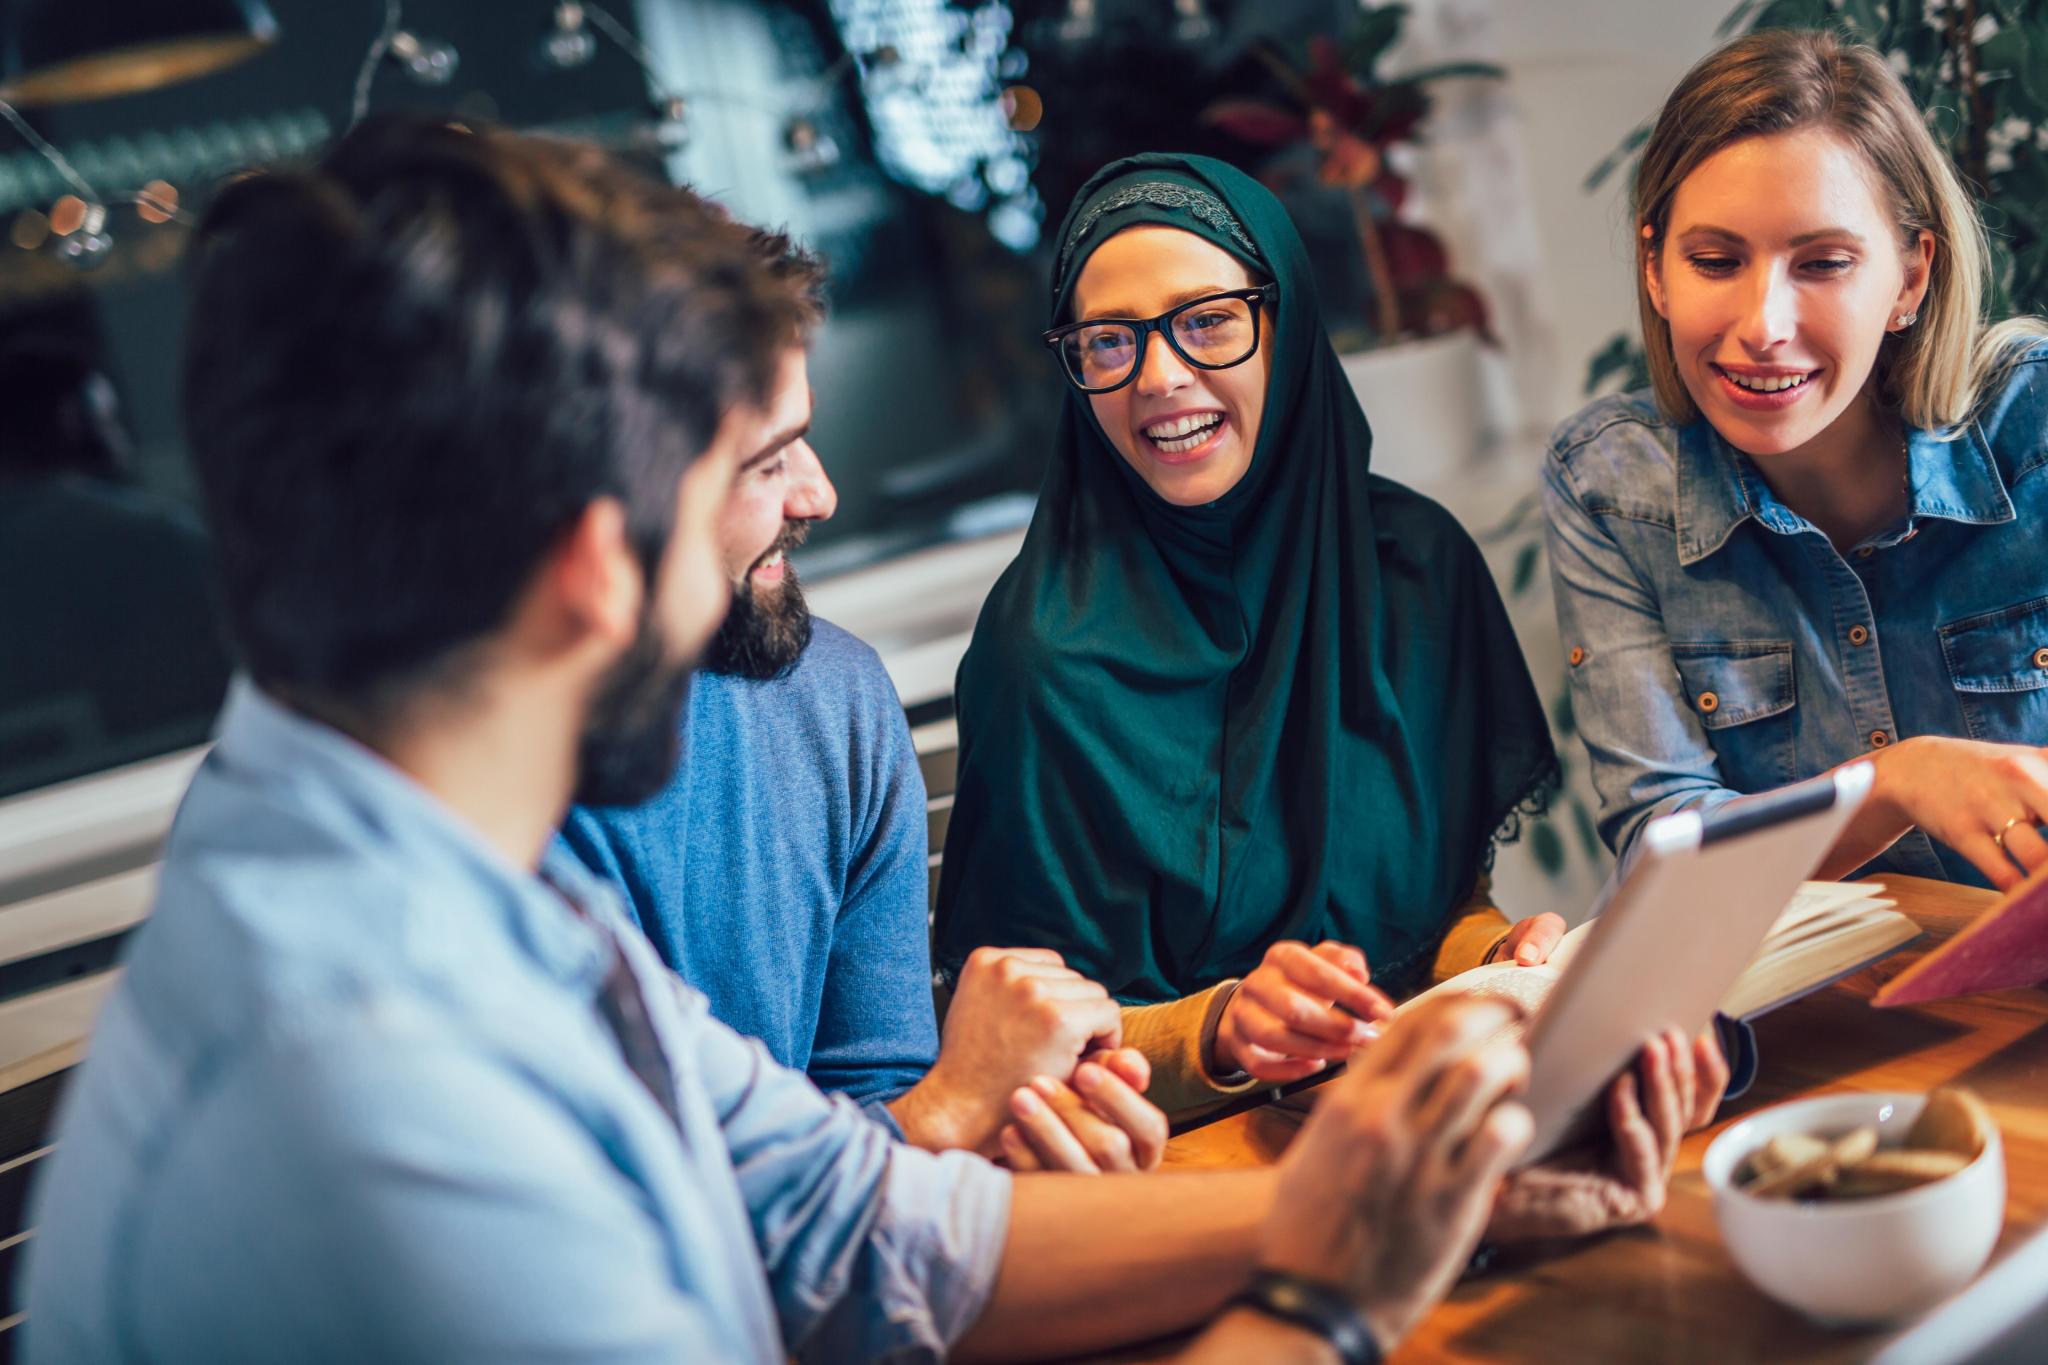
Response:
[182,116,815,717]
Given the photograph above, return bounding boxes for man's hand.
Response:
[1212,940,1395,1084]
[889,947,1122,1154]
[1260,994,1533,1350]
[997,1048,1168,1173]
[1486,1028,1729,1243]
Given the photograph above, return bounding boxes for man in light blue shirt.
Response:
[19,116,1548,1364]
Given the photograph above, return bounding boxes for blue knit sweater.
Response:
[561,620,936,1119]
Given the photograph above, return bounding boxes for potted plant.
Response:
[1200,5,1503,477]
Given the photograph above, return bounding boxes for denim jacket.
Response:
[1543,345,2048,886]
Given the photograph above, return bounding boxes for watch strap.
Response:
[1229,1268,1383,1365]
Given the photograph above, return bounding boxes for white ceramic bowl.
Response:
[1703,1091,2006,1325]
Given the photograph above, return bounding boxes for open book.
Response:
[1409,881,1920,1025]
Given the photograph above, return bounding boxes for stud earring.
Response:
[1896,311,1919,328]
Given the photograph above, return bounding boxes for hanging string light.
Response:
[540,3,598,71]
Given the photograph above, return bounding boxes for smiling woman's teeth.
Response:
[1725,370,1812,393]
[1145,414,1221,453]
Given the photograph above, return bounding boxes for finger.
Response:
[1015,974,1112,998]
[1232,1002,1368,1061]
[1031,1075,1139,1171]
[1691,1031,1731,1131]
[1509,914,1568,967]
[1638,1037,1685,1172]
[1073,1061,1168,1171]
[1024,990,1124,1048]
[1958,831,2028,892]
[1666,1028,1698,1129]
[1008,1083,1101,1173]
[1310,942,1396,1020]
[1367,992,1522,1085]
[1311,940,1372,982]
[1998,819,2048,875]
[1413,1037,1531,1151]
[1450,1099,1535,1193]
[1273,941,1393,1022]
[1606,1069,1662,1203]
[997,1123,1044,1172]
[1239,979,1380,1048]
[977,946,1065,968]
[1233,1045,1332,1083]
[1092,1046,1151,1095]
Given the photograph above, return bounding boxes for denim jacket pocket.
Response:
[1670,641,1798,786]
[1938,596,2048,742]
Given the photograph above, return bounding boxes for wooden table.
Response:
[1160,875,2048,1363]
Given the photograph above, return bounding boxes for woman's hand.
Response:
[1486,913,1568,967]
[1865,736,2048,890]
[1211,940,1395,1084]
[1485,1027,1728,1243]
[997,1048,1168,1173]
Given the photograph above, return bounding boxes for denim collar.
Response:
[211,679,617,991]
[1674,415,2014,565]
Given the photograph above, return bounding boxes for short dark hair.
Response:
[182,116,816,714]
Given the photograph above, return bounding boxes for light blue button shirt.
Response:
[18,685,1009,1363]
[1544,347,2048,884]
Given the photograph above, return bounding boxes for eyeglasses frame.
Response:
[1041,283,1279,394]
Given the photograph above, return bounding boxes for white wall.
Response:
[1491,0,1730,427]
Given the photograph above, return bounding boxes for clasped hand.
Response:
[896,946,1167,1172]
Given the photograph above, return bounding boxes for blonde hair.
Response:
[1633,29,2048,432]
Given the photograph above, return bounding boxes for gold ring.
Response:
[1994,816,2024,849]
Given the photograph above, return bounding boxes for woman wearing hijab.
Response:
[934,153,1576,1123]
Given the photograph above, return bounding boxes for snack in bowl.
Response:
[1736,1087,1991,1202]
[1703,1090,2006,1324]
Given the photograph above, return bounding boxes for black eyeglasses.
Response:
[1042,284,1277,394]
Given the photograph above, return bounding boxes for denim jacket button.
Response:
[1856,546,1876,560]
[1870,729,1891,748]
[2034,647,2048,670]
[1849,625,1871,646]
[1569,646,1587,667]
[1698,690,1720,714]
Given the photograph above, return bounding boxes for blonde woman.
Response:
[1546,30,2048,891]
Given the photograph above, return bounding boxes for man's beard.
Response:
[572,610,696,808]
[703,519,814,681]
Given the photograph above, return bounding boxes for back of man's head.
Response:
[182,116,814,718]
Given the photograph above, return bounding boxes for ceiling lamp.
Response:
[0,0,279,107]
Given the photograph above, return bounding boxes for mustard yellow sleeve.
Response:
[1430,873,1515,985]
[1118,981,1266,1119]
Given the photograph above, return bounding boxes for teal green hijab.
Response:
[933,154,1557,1003]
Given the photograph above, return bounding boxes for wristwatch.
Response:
[1229,1269,1383,1365]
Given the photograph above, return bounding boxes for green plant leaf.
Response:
[1839,0,1884,40]
[1531,820,1565,876]
[1551,687,1576,738]
[1572,798,1605,863]
[1348,3,1410,75]
[1393,61,1506,85]
[1583,332,1646,395]
[1583,123,1651,192]
[1512,541,1540,595]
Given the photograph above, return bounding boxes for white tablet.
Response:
[1517,762,1875,1164]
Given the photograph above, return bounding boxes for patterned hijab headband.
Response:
[1055,177,1264,297]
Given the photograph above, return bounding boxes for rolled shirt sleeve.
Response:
[676,974,1012,1362]
[1542,450,1742,862]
